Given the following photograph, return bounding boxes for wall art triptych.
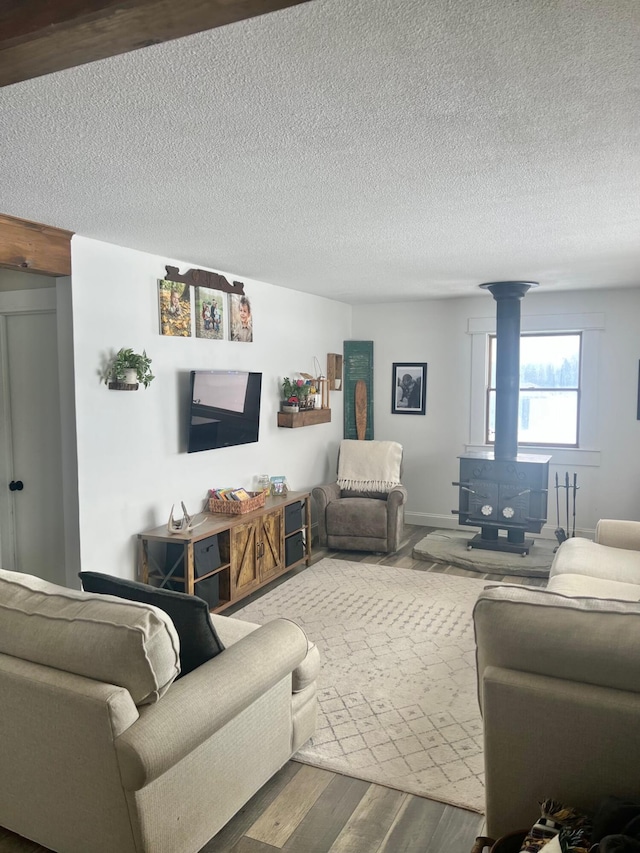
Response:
[158,277,253,343]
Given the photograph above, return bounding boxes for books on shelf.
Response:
[209,487,252,501]
[209,488,232,501]
[231,488,251,501]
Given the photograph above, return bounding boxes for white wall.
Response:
[70,237,351,579]
[353,286,640,536]
[56,277,81,588]
[348,300,467,529]
[65,239,640,571]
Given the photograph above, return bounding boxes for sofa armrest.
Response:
[312,482,341,507]
[474,585,640,711]
[115,618,309,789]
[482,665,640,839]
[312,483,341,546]
[595,519,640,550]
[386,485,408,508]
[386,485,408,552]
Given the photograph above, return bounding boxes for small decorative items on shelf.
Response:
[302,356,329,408]
[282,377,313,412]
[269,476,288,496]
[281,363,329,412]
[256,474,271,493]
[167,501,205,534]
[104,348,154,390]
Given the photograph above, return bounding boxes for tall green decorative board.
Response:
[343,341,374,440]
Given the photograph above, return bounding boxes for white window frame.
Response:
[486,331,582,447]
[467,312,604,468]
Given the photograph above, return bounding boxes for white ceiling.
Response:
[1,0,639,304]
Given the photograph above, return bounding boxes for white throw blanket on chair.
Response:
[337,440,402,492]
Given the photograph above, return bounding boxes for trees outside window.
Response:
[486,333,581,447]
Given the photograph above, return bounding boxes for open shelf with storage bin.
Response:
[284,498,308,567]
[138,491,311,612]
[139,527,232,610]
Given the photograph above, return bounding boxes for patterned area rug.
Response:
[232,558,489,813]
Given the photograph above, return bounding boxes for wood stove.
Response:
[454,281,550,555]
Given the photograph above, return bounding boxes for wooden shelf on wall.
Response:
[108,381,139,391]
[327,353,343,390]
[277,408,331,428]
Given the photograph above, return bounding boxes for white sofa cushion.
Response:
[596,519,640,550]
[548,572,640,601]
[0,569,180,705]
[551,536,640,585]
[474,584,640,698]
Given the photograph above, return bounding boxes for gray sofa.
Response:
[474,519,640,839]
[0,568,319,853]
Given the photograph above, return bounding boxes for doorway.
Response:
[0,278,66,584]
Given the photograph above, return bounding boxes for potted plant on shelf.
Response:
[105,348,155,389]
[281,377,299,412]
[282,377,312,412]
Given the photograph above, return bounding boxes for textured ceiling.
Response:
[1,0,639,303]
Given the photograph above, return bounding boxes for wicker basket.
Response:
[208,490,266,515]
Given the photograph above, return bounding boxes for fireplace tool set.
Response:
[554,472,579,549]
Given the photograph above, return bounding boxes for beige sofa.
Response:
[474,519,640,839]
[0,569,319,853]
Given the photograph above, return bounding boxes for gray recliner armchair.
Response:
[312,440,408,554]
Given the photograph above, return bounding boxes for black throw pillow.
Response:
[79,572,224,677]
[593,797,640,843]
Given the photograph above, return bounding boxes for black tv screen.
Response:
[188,370,262,453]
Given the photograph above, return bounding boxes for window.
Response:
[486,333,581,447]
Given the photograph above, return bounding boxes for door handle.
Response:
[9,480,23,491]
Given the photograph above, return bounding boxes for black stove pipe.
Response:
[479,281,538,460]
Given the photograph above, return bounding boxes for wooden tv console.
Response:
[137,491,311,612]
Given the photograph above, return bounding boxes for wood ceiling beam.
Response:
[0,0,314,88]
[0,214,73,277]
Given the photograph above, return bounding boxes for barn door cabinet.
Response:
[230,507,283,597]
[138,491,311,612]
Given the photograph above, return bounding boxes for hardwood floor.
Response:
[303,523,548,587]
[198,761,483,853]
[0,525,545,853]
[224,523,546,616]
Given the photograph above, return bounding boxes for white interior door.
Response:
[0,310,65,583]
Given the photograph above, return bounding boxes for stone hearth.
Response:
[413,529,554,577]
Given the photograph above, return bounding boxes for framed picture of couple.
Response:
[392,363,427,415]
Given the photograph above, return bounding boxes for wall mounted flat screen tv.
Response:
[188,370,262,453]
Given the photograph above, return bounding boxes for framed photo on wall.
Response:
[229,293,253,342]
[392,363,427,415]
[195,286,225,340]
[158,279,191,337]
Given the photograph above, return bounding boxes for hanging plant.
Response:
[105,348,155,388]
